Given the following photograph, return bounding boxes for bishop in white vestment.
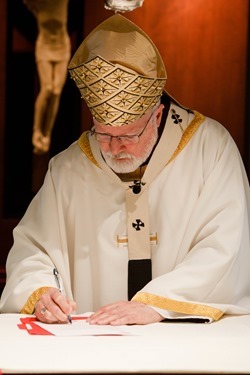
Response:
[0,15,249,324]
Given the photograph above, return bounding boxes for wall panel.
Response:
[84,0,248,155]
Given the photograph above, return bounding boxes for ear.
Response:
[155,104,165,127]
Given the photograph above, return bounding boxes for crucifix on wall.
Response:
[23,0,71,154]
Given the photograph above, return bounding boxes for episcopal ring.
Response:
[41,307,46,315]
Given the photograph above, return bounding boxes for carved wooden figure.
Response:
[24,0,71,154]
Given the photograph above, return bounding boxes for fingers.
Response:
[41,307,46,315]
[35,287,76,324]
[86,301,163,326]
[87,301,122,325]
[87,306,121,325]
[35,303,60,324]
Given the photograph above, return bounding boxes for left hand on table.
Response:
[86,300,164,325]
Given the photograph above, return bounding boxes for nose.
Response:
[109,137,126,155]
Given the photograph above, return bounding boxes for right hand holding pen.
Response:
[34,287,76,323]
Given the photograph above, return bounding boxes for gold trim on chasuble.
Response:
[132,292,224,321]
[20,286,50,314]
[78,132,100,168]
[168,110,205,163]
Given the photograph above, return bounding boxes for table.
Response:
[0,313,250,374]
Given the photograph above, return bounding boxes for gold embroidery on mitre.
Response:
[69,56,166,127]
[132,292,224,321]
[20,286,50,314]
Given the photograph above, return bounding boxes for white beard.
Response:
[101,124,158,173]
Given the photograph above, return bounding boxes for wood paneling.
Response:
[133,0,249,155]
[84,0,248,155]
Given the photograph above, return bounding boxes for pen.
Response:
[53,267,72,324]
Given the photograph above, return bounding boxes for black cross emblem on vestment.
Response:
[171,109,183,125]
[132,219,145,231]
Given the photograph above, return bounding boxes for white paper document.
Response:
[35,319,131,336]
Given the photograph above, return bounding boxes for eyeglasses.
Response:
[91,110,155,145]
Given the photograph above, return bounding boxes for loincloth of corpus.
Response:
[35,34,71,62]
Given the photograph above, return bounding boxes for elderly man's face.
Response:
[93,104,164,173]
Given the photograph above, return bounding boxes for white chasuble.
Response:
[1,103,250,323]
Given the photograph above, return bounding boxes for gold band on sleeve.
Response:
[20,287,50,314]
[132,292,224,321]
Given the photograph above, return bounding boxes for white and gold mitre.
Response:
[68,14,167,126]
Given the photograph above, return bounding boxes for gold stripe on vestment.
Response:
[20,287,50,314]
[132,292,224,321]
[168,111,205,164]
[78,132,100,168]
[117,233,158,246]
